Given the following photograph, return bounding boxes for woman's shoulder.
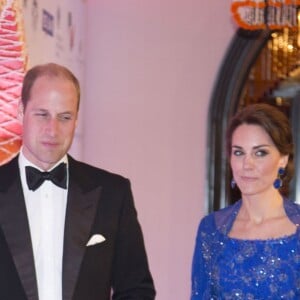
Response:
[199,200,242,234]
[214,200,241,221]
[284,198,300,225]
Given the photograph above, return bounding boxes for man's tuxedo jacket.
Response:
[0,155,155,300]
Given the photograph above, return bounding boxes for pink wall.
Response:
[84,1,235,299]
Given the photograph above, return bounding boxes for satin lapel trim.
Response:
[0,180,38,300]
[62,182,101,300]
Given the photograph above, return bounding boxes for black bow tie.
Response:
[25,163,67,191]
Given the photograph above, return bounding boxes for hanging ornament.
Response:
[231,0,300,30]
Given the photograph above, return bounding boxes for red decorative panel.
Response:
[0,0,27,165]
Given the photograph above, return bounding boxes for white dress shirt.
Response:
[19,150,68,300]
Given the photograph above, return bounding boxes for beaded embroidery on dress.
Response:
[191,200,300,300]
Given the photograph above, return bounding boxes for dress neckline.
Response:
[225,227,299,243]
[218,199,300,242]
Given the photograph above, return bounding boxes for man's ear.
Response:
[17,101,24,121]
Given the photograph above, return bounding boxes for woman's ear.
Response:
[280,154,289,169]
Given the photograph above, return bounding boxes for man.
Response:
[0,63,155,300]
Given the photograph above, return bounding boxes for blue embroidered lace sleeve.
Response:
[191,200,300,300]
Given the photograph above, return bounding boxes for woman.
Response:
[191,103,300,299]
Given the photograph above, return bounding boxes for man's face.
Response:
[20,75,78,170]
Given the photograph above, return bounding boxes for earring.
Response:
[273,167,285,189]
[231,178,236,189]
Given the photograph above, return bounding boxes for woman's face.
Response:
[230,124,288,197]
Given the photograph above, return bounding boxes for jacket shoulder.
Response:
[0,157,19,190]
[68,156,130,190]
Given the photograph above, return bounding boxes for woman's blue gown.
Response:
[191,199,300,299]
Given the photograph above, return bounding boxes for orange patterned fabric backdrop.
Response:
[0,0,26,165]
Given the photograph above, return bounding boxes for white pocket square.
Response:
[86,234,106,246]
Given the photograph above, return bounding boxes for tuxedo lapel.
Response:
[0,157,38,300]
[62,158,101,300]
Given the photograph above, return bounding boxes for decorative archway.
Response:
[206,29,271,212]
[207,25,300,212]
